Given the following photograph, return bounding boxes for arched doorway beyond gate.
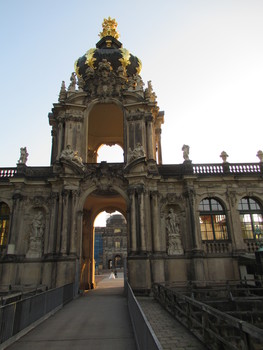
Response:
[80,188,127,290]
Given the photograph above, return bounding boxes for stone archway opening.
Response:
[94,211,127,273]
[80,189,127,291]
[86,103,124,163]
[97,144,124,163]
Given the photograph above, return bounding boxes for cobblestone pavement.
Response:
[137,297,207,350]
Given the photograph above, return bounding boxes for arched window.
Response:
[0,202,10,247]
[199,198,229,241]
[238,197,263,239]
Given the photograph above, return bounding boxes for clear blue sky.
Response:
[1,0,263,168]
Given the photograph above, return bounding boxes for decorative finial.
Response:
[220,151,229,163]
[58,81,67,102]
[99,17,120,40]
[257,150,263,162]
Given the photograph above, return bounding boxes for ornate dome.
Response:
[74,17,142,85]
[106,214,126,227]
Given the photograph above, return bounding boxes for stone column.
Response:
[65,120,73,150]
[47,192,59,254]
[9,193,23,248]
[128,188,137,253]
[76,210,83,259]
[226,191,246,252]
[144,190,152,252]
[187,187,198,250]
[61,189,69,255]
[138,187,146,252]
[155,128,163,165]
[69,190,79,255]
[76,120,83,157]
[146,114,155,160]
[81,209,90,290]
[151,191,161,252]
[56,122,63,161]
[50,128,57,164]
[56,192,63,254]
[90,225,95,288]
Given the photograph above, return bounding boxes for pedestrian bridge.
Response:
[0,273,205,350]
[0,273,263,350]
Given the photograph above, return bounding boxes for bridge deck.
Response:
[6,273,136,350]
[6,274,206,350]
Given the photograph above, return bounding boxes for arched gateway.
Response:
[48,17,165,293]
[1,18,263,295]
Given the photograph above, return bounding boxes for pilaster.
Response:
[151,190,161,252]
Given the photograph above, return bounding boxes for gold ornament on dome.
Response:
[85,48,97,69]
[119,48,131,73]
[99,17,120,39]
[74,60,81,78]
[136,58,142,74]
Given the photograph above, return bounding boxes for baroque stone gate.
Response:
[0,18,263,294]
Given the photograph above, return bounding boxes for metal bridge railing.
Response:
[0,283,74,348]
[126,282,162,350]
[153,283,263,350]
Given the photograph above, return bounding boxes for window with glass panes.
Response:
[0,202,10,246]
[199,198,229,241]
[238,197,263,239]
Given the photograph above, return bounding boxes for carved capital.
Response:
[32,196,46,207]
[62,189,70,198]
[150,190,159,198]
[12,193,23,202]
[128,187,136,196]
[166,193,183,204]
[226,190,237,208]
[145,113,154,122]
[126,113,144,121]
[72,189,80,199]
[136,185,145,195]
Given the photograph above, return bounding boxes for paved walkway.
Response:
[138,297,206,350]
[6,274,207,350]
[6,273,136,350]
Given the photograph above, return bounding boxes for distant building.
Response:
[95,214,127,270]
[94,229,104,269]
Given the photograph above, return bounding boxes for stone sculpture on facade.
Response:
[68,72,77,91]
[26,211,45,258]
[127,143,145,163]
[144,81,157,102]
[256,150,263,163]
[17,147,29,165]
[182,144,190,162]
[220,151,229,163]
[60,145,84,168]
[166,208,184,255]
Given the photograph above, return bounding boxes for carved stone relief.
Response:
[26,210,45,258]
[127,143,145,163]
[166,208,184,255]
[60,145,84,168]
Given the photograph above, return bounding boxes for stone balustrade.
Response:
[0,168,17,178]
[0,162,262,180]
[203,241,232,254]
